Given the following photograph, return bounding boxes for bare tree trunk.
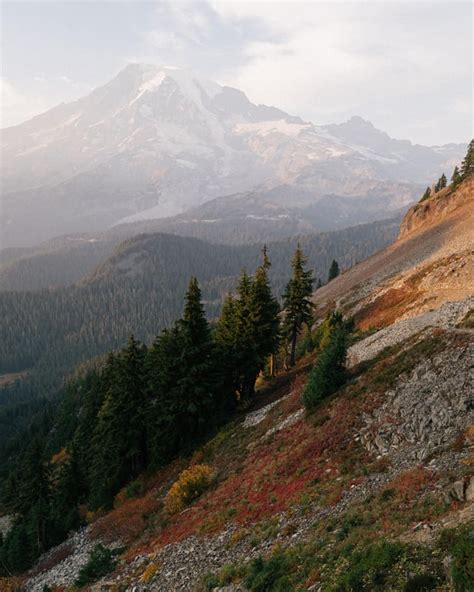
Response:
[269,354,275,377]
[289,327,297,367]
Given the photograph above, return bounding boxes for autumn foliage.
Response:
[164,464,216,515]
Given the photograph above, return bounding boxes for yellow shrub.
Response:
[164,464,215,515]
[141,562,160,583]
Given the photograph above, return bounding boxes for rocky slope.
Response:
[399,176,473,238]
[1,63,465,247]
[12,178,474,592]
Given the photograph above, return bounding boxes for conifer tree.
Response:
[175,276,217,448]
[328,259,340,282]
[20,439,51,555]
[303,325,347,411]
[251,252,280,370]
[234,270,260,399]
[451,165,462,187]
[420,186,431,202]
[51,447,82,538]
[215,293,241,401]
[439,173,447,189]
[460,139,474,179]
[146,324,186,465]
[282,246,314,367]
[89,336,147,508]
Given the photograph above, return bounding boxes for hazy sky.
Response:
[1,0,472,145]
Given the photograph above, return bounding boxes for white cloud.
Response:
[0,76,90,129]
[2,0,471,143]
[211,1,472,144]
[0,78,46,128]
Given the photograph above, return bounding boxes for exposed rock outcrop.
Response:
[398,176,473,239]
[360,343,474,465]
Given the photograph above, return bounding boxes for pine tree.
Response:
[303,325,347,411]
[215,259,279,401]
[19,439,51,555]
[251,253,280,369]
[420,186,431,202]
[215,293,242,402]
[460,139,474,179]
[89,336,147,508]
[434,173,447,192]
[234,270,260,399]
[328,259,340,282]
[451,165,462,187]
[282,246,314,367]
[175,276,217,448]
[146,325,186,465]
[51,447,82,540]
[261,244,271,270]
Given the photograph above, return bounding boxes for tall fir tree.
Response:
[50,446,83,540]
[303,324,347,411]
[20,439,51,555]
[451,165,462,187]
[146,324,186,465]
[328,259,340,282]
[460,139,474,179]
[251,251,280,370]
[175,277,218,448]
[282,245,314,367]
[234,270,260,399]
[89,336,147,508]
[215,293,242,403]
[420,186,431,202]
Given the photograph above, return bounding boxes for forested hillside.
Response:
[0,219,397,479]
[0,219,398,376]
[0,249,310,572]
[0,239,115,291]
[0,213,403,293]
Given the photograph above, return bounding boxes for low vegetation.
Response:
[202,519,473,592]
[164,464,216,515]
[74,544,120,588]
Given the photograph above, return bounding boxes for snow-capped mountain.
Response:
[1,63,465,247]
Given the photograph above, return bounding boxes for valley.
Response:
[1,167,472,592]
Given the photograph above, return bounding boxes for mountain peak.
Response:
[345,115,376,129]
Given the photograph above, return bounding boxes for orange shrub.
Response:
[91,492,161,544]
[390,466,434,499]
[164,464,216,515]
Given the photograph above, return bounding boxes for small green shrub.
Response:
[203,573,220,590]
[125,479,143,499]
[403,573,438,591]
[335,514,365,541]
[74,544,119,587]
[332,541,404,590]
[380,488,396,501]
[440,525,474,591]
[244,552,292,591]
